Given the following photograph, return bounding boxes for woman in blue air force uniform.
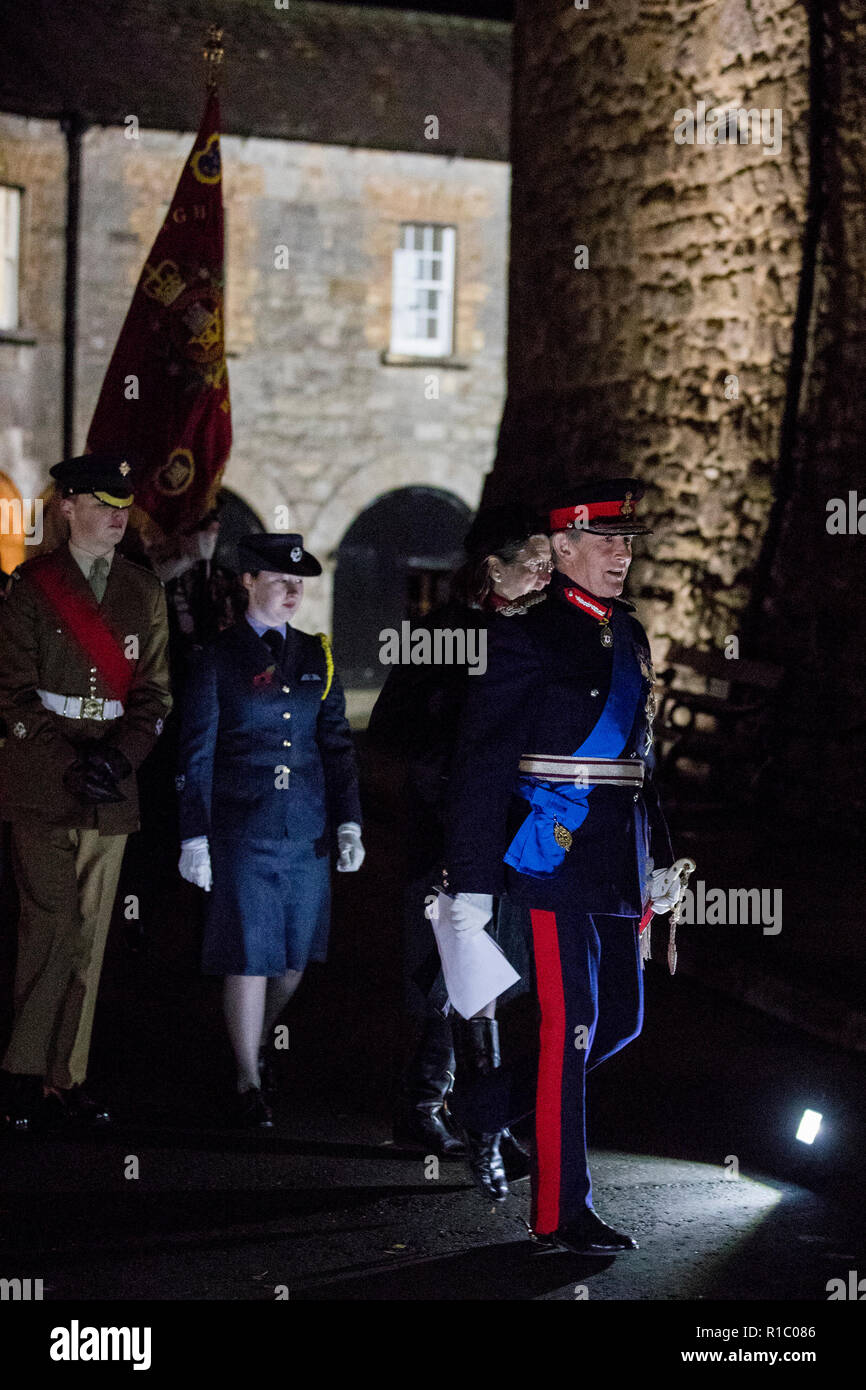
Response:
[176,533,363,1127]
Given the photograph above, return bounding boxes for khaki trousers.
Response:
[2,821,127,1088]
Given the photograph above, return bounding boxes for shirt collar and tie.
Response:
[68,541,114,603]
[245,614,287,662]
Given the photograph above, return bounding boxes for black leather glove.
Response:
[86,741,132,784]
[63,738,131,806]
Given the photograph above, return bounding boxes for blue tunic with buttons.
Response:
[177,617,361,975]
[445,571,672,913]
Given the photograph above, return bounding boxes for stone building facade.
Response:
[0,115,67,573]
[77,130,509,635]
[0,1,511,646]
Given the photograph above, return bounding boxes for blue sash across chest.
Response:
[503,605,644,878]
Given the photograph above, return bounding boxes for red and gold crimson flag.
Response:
[87,90,231,534]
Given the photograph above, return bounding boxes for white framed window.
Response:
[389,223,456,357]
[0,186,22,332]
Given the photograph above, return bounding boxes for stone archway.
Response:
[332,485,472,691]
[212,486,265,571]
[302,453,483,638]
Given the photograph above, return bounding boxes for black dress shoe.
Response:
[236,1087,273,1130]
[0,1073,43,1136]
[43,1084,112,1130]
[533,1208,638,1254]
[499,1127,531,1182]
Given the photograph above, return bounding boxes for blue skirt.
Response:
[203,834,331,976]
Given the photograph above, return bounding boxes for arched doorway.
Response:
[213,486,265,571]
[0,472,27,575]
[333,486,471,689]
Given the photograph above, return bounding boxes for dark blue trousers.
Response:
[529,910,643,1233]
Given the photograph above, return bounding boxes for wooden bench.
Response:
[656,643,784,809]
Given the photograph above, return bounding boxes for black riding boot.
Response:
[452,1018,509,1201]
[500,1127,532,1182]
[393,1015,465,1156]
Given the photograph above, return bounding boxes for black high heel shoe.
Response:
[235,1086,273,1130]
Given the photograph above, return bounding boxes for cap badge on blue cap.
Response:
[119,462,131,476]
[290,546,302,562]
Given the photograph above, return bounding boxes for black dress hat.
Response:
[548,477,652,535]
[237,533,322,577]
[49,452,134,509]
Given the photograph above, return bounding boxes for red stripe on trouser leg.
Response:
[529,908,567,1234]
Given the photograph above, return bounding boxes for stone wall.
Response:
[489,0,811,659]
[0,116,508,633]
[0,115,66,504]
[75,130,509,633]
[754,0,866,822]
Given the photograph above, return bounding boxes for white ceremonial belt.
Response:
[37,690,124,721]
[518,754,645,787]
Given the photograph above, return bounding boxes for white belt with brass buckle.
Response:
[37,690,124,721]
[518,754,645,787]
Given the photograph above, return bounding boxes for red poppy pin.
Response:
[253,665,276,688]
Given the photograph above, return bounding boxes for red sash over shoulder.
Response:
[28,553,133,702]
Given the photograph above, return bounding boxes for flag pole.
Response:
[88,23,232,533]
[203,21,225,574]
[203,25,225,89]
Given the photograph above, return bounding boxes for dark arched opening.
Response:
[213,486,265,572]
[333,485,471,689]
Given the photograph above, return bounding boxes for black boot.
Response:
[452,1018,509,1201]
[393,1016,465,1157]
[500,1127,532,1182]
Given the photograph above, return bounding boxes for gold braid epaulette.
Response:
[317,632,334,700]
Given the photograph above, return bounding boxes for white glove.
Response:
[449,892,494,936]
[179,835,212,892]
[336,822,365,873]
[647,864,685,915]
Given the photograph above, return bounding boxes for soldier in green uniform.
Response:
[0,453,172,1133]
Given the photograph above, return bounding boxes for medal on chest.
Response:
[563,586,614,646]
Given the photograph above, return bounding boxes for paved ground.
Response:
[2,745,864,1308]
[2,955,864,1303]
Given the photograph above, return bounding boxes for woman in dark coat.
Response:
[368,505,551,1197]
[177,533,364,1127]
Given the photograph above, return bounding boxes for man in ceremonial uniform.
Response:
[177,533,364,1127]
[0,453,172,1133]
[444,479,681,1254]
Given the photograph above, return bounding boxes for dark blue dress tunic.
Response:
[177,617,361,975]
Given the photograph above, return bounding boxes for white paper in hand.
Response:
[425,890,521,1019]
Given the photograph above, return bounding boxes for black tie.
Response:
[262,628,285,664]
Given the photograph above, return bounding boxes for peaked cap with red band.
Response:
[548,477,652,535]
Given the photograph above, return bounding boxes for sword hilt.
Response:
[667,857,696,975]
